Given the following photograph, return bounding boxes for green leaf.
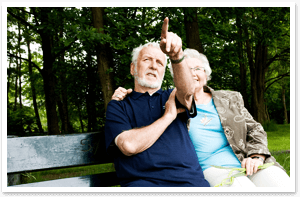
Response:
[213,163,274,187]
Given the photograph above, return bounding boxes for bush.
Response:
[262,119,279,131]
[7,103,39,136]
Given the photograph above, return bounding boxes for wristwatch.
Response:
[251,156,264,163]
[170,56,185,64]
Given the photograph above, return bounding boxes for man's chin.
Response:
[138,79,161,89]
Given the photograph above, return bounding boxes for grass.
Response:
[21,163,116,184]
[20,123,291,185]
[271,152,290,176]
[265,123,290,176]
[266,124,290,151]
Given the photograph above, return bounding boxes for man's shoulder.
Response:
[161,88,175,95]
[106,98,128,113]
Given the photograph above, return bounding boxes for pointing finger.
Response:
[161,17,169,39]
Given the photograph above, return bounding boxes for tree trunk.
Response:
[77,102,84,133]
[236,10,250,110]
[18,59,22,109]
[7,58,13,106]
[17,22,24,136]
[17,22,23,109]
[91,7,114,111]
[14,59,18,111]
[184,8,204,53]
[281,87,288,124]
[27,40,44,132]
[244,22,269,124]
[86,52,97,133]
[40,9,60,135]
[249,42,269,123]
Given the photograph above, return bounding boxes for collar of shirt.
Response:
[131,89,163,100]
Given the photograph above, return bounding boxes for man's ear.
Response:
[130,63,135,76]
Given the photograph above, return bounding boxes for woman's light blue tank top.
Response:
[189,98,241,171]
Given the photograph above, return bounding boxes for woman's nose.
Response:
[190,68,196,75]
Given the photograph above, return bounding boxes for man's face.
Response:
[131,46,166,89]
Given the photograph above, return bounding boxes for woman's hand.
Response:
[241,157,264,176]
[111,87,133,101]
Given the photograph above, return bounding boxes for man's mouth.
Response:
[146,73,157,78]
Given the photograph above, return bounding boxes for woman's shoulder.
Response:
[205,86,241,98]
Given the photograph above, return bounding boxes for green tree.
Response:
[7,7,290,136]
[8,7,79,135]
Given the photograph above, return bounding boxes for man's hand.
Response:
[164,88,185,121]
[111,87,133,101]
[160,17,183,60]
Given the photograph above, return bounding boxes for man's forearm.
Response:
[172,57,195,110]
[116,113,174,156]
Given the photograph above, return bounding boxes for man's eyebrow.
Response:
[141,54,151,58]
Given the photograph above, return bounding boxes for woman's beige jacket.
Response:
[188,86,284,170]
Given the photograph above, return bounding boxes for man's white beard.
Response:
[134,67,164,89]
[136,75,162,89]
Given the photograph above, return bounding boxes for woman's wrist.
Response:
[251,155,265,163]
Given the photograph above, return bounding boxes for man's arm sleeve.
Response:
[175,95,197,119]
[104,101,132,156]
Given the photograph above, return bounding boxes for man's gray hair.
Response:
[131,42,168,67]
[169,49,212,81]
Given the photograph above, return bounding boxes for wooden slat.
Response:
[9,172,120,187]
[7,132,113,173]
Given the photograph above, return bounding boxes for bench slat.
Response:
[9,172,119,187]
[7,132,112,173]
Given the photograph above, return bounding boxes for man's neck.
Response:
[134,85,161,95]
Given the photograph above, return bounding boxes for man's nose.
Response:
[149,60,158,69]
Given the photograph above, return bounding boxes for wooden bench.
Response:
[7,132,120,187]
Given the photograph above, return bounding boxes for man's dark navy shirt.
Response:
[105,89,209,187]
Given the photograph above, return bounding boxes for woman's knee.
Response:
[249,166,290,187]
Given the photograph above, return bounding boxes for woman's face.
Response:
[186,58,207,91]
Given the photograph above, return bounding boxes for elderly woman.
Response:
[112,48,291,187]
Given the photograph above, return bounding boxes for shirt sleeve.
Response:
[104,100,132,156]
[235,93,271,159]
[175,95,197,119]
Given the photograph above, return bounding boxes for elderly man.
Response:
[104,18,209,187]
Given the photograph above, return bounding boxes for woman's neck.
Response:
[194,87,212,105]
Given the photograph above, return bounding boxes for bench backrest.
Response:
[7,132,119,187]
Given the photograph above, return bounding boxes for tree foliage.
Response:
[7,7,290,136]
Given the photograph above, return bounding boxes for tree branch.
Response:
[30,7,41,27]
[53,36,78,60]
[13,7,34,16]
[265,72,290,92]
[7,52,43,74]
[7,8,37,31]
[266,48,290,68]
